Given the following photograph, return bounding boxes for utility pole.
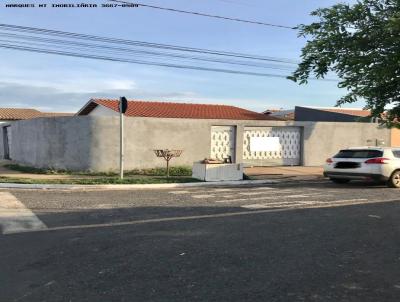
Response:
[119,96,128,179]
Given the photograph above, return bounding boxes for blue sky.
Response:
[0,0,359,113]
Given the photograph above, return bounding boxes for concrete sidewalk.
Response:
[0,160,325,189]
[0,179,282,190]
[0,162,324,181]
[245,166,324,181]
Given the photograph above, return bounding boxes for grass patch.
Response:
[0,176,201,185]
[4,164,193,177]
[4,164,58,174]
[125,166,192,177]
[1,164,195,184]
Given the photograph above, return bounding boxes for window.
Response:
[392,150,400,158]
[333,149,383,159]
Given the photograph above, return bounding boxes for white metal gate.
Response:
[210,126,236,162]
[243,126,301,166]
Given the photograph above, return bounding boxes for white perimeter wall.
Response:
[7,116,394,171]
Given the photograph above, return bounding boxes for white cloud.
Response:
[0,77,137,94]
[0,80,274,113]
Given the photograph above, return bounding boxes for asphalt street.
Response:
[1,180,400,301]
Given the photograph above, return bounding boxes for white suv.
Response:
[323,147,400,188]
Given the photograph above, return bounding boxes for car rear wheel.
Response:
[330,178,350,184]
[388,170,400,188]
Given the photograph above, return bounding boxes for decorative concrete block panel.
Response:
[243,127,301,162]
[210,126,236,161]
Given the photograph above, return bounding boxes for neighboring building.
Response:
[263,108,295,121]
[263,106,374,122]
[294,106,373,122]
[0,108,72,124]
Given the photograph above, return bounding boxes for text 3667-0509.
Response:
[4,3,140,8]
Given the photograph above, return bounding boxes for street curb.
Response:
[0,179,280,190]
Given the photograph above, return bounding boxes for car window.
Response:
[333,149,383,158]
[392,150,400,158]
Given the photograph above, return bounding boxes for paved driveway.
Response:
[1,180,400,301]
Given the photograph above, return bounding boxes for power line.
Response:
[0,32,295,71]
[0,43,292,78]
[0,24,297,74]
[108,0,295,29]
[0,42,337,81]
[0,24,335,81]
[0,24,298,64]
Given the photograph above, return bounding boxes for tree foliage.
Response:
[289,0,400,126]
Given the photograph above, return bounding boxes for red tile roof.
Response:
[0,108,73,120]
[78,99,281,120]
[0,108,43,120]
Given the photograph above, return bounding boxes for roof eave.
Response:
[76,99,99,116]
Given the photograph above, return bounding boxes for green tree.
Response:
[289,0,400,126]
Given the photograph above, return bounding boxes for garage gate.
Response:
[243,126,302,166]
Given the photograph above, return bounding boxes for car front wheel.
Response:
[388,170,400,188]
[330,178,350,184]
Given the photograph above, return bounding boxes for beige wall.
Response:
[88,117,293,171]
[9,117,94,170]
[299,122,391,166]
[8,116,393,171]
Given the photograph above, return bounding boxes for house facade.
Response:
[3,99,396,172]
[264,106,378,123]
